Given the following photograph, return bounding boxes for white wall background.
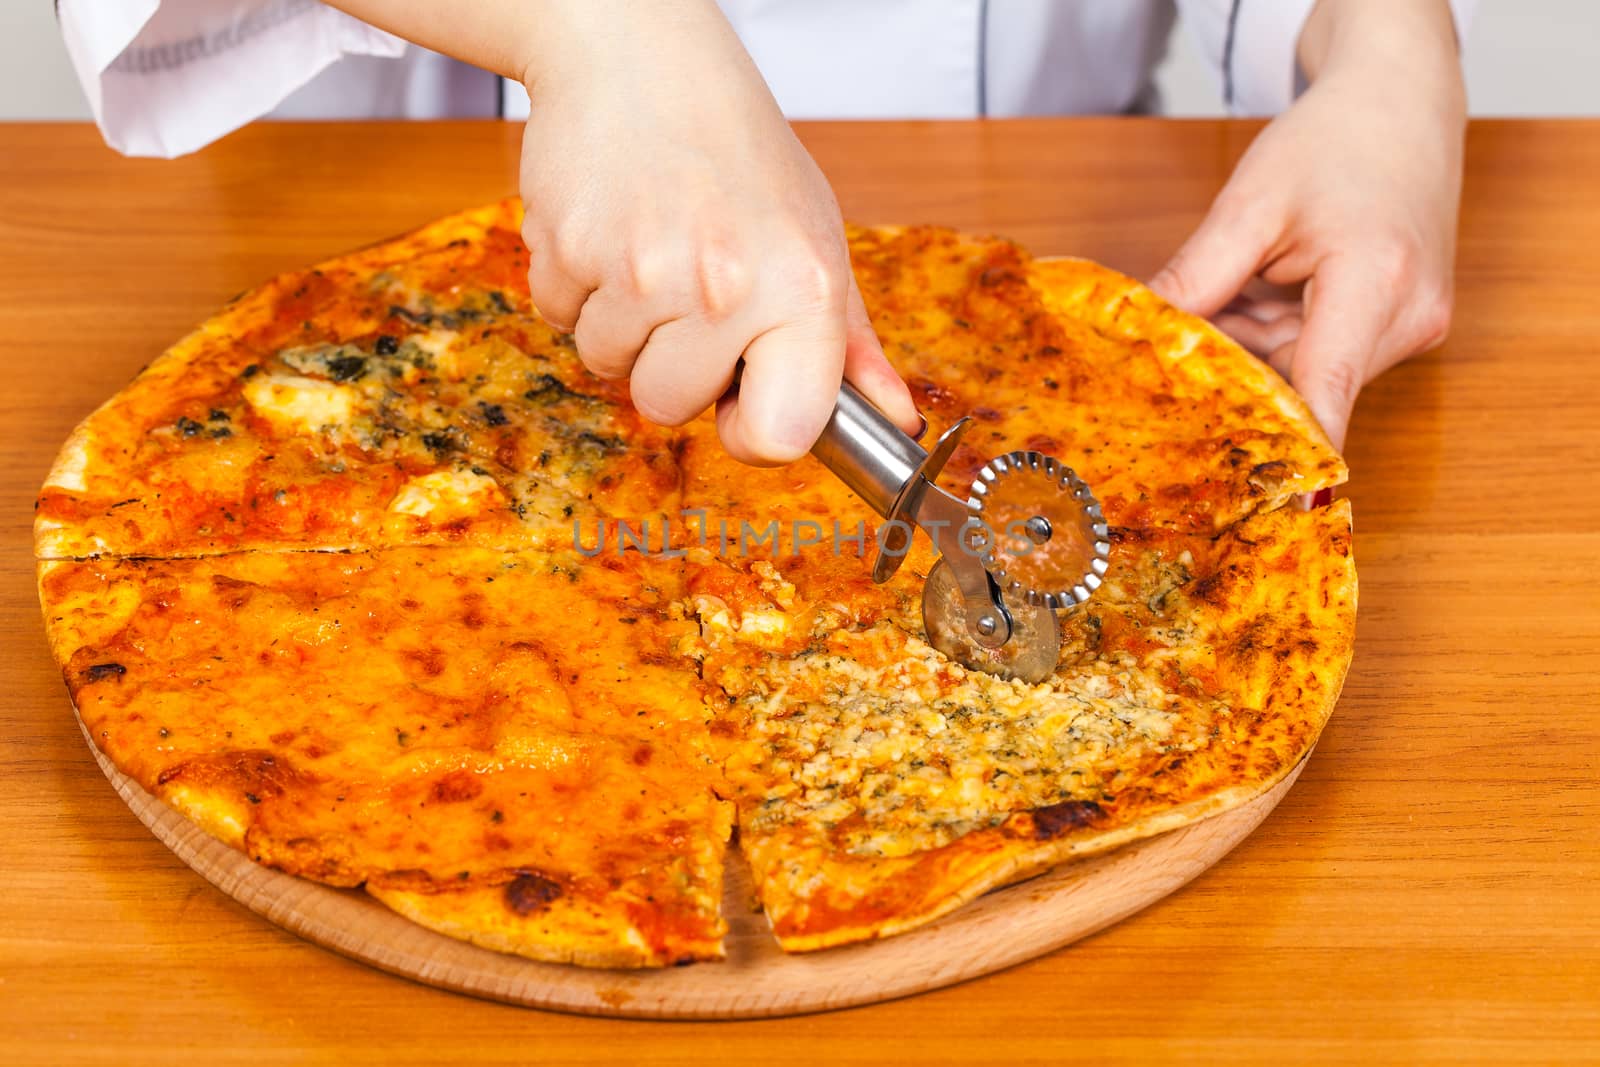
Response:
[2,3,93,119]
[1155,1,1600,116]
[3,2,1598,122]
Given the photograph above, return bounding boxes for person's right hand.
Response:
[517,1,919,465]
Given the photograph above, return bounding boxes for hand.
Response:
[516,2,918,465]
[319,0,916,463]
[1149,0,1467,450]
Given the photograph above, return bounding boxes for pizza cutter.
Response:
[811,382,1110,684]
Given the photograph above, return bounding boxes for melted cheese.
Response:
[162,784,249,848]
[243,374,356,434]
[37,563,142,648]
[736,610,791,637]
[716,617,1193,860]
[388,470,505,519]
[413,329,463,377]
[694,593,792,642]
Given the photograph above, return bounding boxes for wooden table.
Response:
[2,119,1597,1064]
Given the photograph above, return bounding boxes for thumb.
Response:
[1292,365,1357,454]
[1149,196,1274,318]
[1286,262,1390,452]
[841,275,921,437]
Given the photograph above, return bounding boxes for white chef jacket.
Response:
[60,0,1476,159]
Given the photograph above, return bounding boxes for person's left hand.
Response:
[1148,10,1466,451]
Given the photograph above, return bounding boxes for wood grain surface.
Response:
[3,119,1598,1063]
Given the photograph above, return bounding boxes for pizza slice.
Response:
[35,200,677,561]
[691,502,1354,951]
[847,225,1347,534]
[39,543,731,966]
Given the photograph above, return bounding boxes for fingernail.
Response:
[912,412,928,440]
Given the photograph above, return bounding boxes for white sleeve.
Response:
[1175,0,1479,116]
[59,0,406,158]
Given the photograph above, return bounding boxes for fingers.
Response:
[716,309,848,466]
[1148,193,1278,319]
[562,245,856,465]
[842,276,920,436]
[581,270,909,464]
[567,231,759,384]
[1221,294,1301,323]
[1262,338,1298,381]
[1283,257,1394,451]
[524,226,590,333]
[1213,307,1304,360]
[571,284,653,380]
[626,315,737,426]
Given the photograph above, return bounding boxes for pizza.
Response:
[36,201,1355,967]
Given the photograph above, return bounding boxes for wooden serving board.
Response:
[77,711,1303,1019]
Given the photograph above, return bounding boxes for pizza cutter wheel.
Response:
[920,557,1062,684]
[810,382,1110,684]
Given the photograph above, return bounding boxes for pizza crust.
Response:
[35,427,99,558]
[367,885,674,969]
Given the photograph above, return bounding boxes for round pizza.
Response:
[35,201,1356,967]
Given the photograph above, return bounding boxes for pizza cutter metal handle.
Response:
[810,381,933,518]
[810,382,1015,648]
